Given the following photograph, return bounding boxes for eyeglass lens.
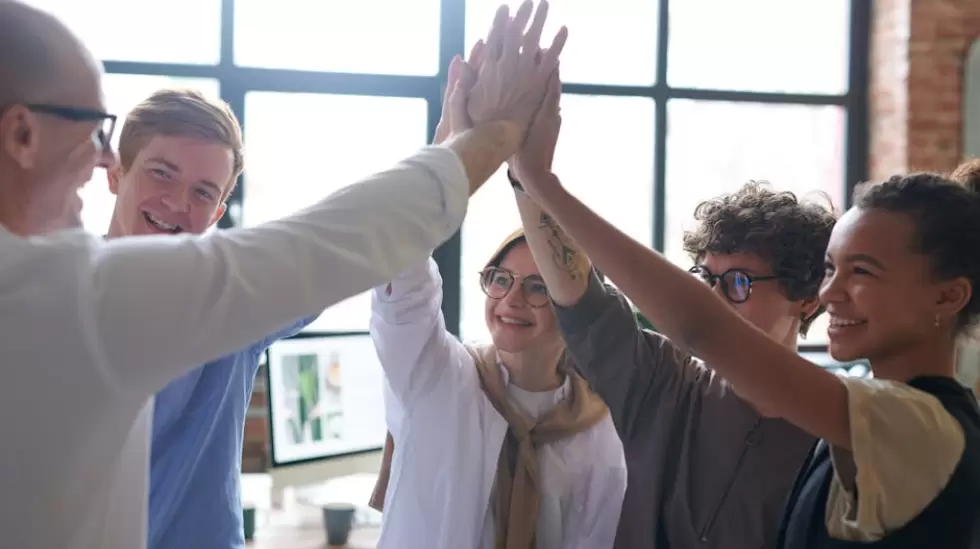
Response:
[480,268,549,306]
[690,267,752,303]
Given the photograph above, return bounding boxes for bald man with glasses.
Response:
[0,1,568,548]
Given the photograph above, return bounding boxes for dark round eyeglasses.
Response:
[688,265,781,304]
[25,103,117,150]
[479,267,550,308]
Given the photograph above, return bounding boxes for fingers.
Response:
[502,1,534,65]
[544,69,561,113]
[466,39,485,70]
[522,0,549,57]
[447,72,472,133]
[539,25,568,71]
[443,55,462,106]
[459,58,479,91]
[531,69,561,125]
[485,4,510,60]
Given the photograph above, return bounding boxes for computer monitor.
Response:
[263,332,387,500]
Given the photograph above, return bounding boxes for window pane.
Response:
[80,75,221,235]
[664,99,845,343]
[465,0,658,86]
[24,0,220,64]
[668,0,850,94]
[243,92,428,332]
[460,95,654,341]
[235,0,440,76]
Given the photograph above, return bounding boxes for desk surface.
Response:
[246,504,379,549]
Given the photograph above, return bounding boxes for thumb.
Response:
[447,75,471,132]
[545,68,561,113]
[442,55,462,109]
[531,69,562,127]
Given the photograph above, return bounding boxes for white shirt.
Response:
[372,258,627,549]
[0,146,469,549]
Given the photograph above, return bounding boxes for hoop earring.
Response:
[934,315,941,328]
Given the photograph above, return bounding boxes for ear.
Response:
[106,165,124,195]
[208,202,227,228]
[935,276,972,321]
[799,296,822,322]
[0,106,40,170]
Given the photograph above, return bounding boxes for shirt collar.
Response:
[495,351,570,405]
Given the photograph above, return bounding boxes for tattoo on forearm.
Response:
[538,212,586,280]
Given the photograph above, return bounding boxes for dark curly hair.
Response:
[682,181,838,336]
[853,162,980,334]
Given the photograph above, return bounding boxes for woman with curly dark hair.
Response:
[518,140,980,548]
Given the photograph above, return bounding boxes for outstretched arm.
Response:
[86,146,472,399]
[83,2,571,401]
[520,179,851,448]
[369,258,470,410]
[509,70,592,307]
[511,70,693,436]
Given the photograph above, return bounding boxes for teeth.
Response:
[144,212,180,233]
[500,317,531,326]
[830,316,865,327]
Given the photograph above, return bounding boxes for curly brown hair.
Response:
[681,181,838,336]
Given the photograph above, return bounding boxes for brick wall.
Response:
[242,365,271,473]
[870,0,980,178]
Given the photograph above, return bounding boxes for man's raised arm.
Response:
[81,0,569,401]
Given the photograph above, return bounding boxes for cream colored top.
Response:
[825,377,967,541]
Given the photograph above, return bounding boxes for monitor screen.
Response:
[265,333,387,466]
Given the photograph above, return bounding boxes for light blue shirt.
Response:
[147,316,315,549]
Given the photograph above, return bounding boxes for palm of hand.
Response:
[512,69,562,183]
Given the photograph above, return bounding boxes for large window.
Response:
[41,0,869,351]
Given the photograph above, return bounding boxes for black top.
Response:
[777,376,980,548]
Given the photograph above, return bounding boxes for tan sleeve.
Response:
[824,378,966,541]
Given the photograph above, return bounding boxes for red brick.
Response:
[871,0,980,177]
[247,389,267,409]
[244,417,268,441]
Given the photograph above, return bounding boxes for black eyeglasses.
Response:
[479,267,550,308]
[689,265,781,304]
[25,104,117,150]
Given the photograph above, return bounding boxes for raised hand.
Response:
[510,67,562,188]
[432,40,485,145]
[465,1,568,143]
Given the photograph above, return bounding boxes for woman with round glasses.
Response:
[366,228,627,549]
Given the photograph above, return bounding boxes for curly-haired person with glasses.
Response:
[515,167,837,548]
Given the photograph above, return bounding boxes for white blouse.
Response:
[372,258,627,549]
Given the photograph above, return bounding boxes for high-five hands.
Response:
[432,41,484,145]
[509,68,562,196]
[433,1,567,153]
[468,1,566,139]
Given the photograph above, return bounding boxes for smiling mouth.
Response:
[828,316,867,330]
[498,316,533,328]
[143,211,183,234]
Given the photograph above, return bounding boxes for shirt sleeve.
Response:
[553,271,695,436]
[369,257,471,412]
[824,377,966,541]
[80,146,469,399]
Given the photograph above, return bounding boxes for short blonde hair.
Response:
[118,88,244,198]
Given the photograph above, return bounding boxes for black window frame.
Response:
[101,0,870,363]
